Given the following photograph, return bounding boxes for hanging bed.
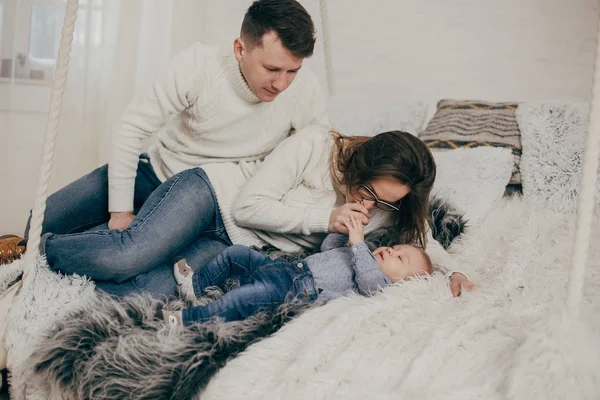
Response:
[2,0,600,399]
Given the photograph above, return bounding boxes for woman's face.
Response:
[347,177,410,211]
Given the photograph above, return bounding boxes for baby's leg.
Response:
[164,283,276,326]
[167,258,300,325]
[183,281,282,324]
[173,245,272,302]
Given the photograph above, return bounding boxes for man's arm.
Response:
[109,43,209,215]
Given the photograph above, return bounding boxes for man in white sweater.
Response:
[19,0,329,294]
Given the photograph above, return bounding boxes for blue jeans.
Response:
[95,234,231,298]
[37,165,232,298]
[182,245,318,325]
[24,154,161,240]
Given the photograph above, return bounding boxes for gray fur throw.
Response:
[31,293,316,400]
[428,195,467,249]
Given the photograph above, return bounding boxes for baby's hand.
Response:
[346,214,365,246]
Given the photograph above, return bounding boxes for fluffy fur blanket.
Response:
[18,197,600,399]
[201,198,600,400]
[5,197,600,399]
[31,295,316,399]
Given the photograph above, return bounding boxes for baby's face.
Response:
[372,244,430,282]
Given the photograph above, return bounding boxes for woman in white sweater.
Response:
[232,125,470,294]
[42,125,472,297]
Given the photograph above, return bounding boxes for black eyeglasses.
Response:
[356,185,401,212]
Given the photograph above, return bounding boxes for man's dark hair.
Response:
[241,0,316,58]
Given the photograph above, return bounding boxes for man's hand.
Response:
[108,211,135,231]
[329,203,370,234]
[449,272,475,297]
[345,214,365,246]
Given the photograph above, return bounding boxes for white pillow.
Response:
[516,101,599,213]
[328,96,427,137]
[432,147,514,225]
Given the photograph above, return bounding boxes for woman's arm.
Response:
[425,228,454,276]
[425,228,474,296]
[233,126,334,235]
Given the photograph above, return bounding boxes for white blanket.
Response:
[202,197,600,400]
[3,197,600,399]
[4,258,96,400]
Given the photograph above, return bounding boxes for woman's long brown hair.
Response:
[330,130,436,249]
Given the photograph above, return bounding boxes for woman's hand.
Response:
[328,203,370,234]
[346,214,366,246]
[449,272,475,297]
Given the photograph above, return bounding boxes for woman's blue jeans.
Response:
[29,158,232,298]
[96,233,231,298]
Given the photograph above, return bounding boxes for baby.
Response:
[164,215,433,326]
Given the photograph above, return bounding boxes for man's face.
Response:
[234,31,304,102]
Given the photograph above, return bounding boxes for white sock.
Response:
[162,309,183,327]
[174,259,196,302]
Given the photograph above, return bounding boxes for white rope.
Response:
[319,0,335,96]
[566,9,600,316]
[22,0,79,287]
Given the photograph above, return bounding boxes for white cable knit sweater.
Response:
[233,125,457,274]
[107,42,455,271]
[108,42,329,220]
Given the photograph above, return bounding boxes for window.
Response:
[0,0,104,82]
[29,2,66,67]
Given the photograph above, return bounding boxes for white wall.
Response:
[0,81,95,235]
[1,0,598,235]
[192,0,597,102]
[337,0,597,102]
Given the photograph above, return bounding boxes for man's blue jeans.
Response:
[28,158,232,298]
[182,245,318,324]
[24,154,160,240]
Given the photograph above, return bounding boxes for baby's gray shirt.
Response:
[304,238,392,301]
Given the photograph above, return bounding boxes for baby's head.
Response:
[372,244,433,282]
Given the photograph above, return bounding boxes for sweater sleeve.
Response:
[108,43,208,212]
[425,227,467,278]
[291,69,331,130]
[351,242,392,295]
[233,126,333,235]
[320,233,349,252]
